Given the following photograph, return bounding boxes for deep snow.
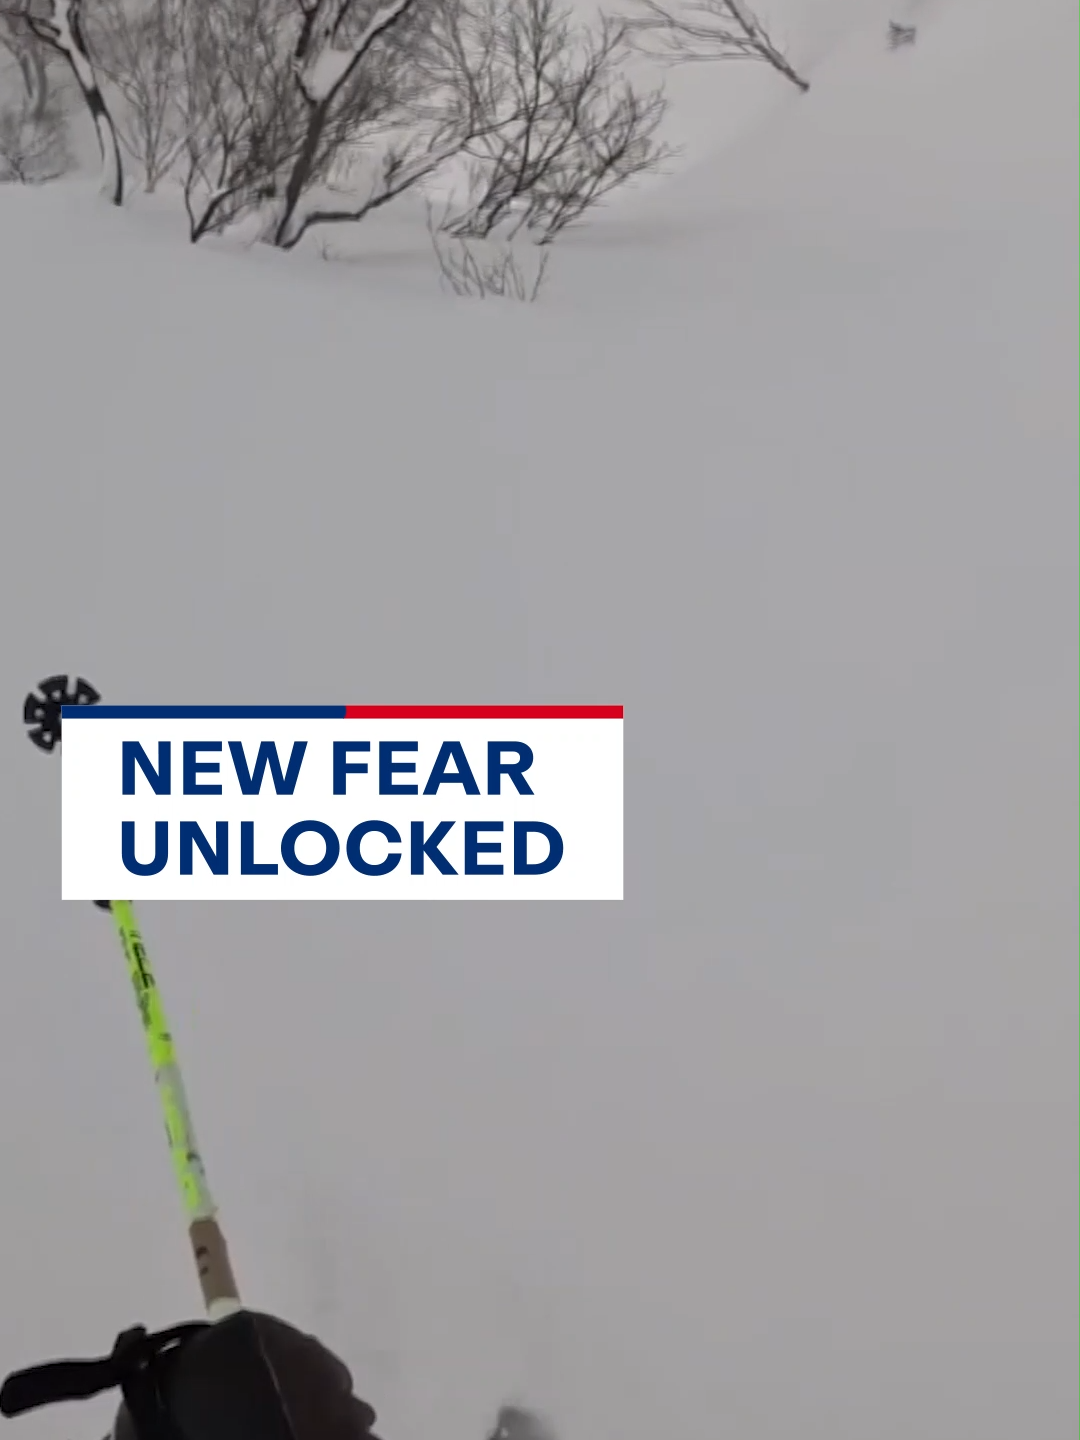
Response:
[0,0,1075,1438]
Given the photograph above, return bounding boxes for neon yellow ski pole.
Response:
[103,900,242,1320]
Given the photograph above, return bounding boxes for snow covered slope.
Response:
[0,1,1075,1438]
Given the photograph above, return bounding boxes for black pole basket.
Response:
[23,675,101,752]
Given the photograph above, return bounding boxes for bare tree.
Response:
[0,12,48,119]
[178,0,303,240]
[83,0,187,192]
[175,0,434,245]
[0,0,124,199]
[63,0,668,249]
[0,13,67,180]
[268,0,506,249]
[0,76,68,180]
[279,123,486,248]
[626,0,808,91]
[268,0,423,245]
[435,0,669,243]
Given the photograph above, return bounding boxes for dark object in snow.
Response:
[888,21,917,47]
[23,673,100,751]
[487,1405,559,1440]
[0,1310,381,1440]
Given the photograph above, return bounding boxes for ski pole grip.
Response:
[189,1216,241,1319]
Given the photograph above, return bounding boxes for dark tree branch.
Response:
[626,0,808,91]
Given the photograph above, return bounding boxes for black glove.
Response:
[3,1312,381,1440]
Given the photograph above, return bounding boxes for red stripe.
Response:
[344,705,622,719]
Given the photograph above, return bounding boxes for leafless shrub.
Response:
[83,0,187,191]
[437,0,669,243]
[0,12,49,118]
[626,0,808,91]
[176,0,670,248]
[44,0,671,248]
[0,88,68,180]
[887,21,916,48]
[177,0,302,240]
[0,12,66,180]
[280,129,480,246]
[265,0,433,246]
[175,0,438,245]
[428,201,549,298]
[252,0,541,248]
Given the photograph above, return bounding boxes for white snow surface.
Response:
[0,0,1076,1438]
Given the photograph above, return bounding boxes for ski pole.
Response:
[100,899,242,1321]
[22,679,242,1322]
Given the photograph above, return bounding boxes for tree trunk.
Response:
[31,0,125,204]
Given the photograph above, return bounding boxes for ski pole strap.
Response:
[0,1325,208,1417]
[104,902,241,1318]
[0,1357,115,1414]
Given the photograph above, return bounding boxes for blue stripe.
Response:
[61,706,347,719]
